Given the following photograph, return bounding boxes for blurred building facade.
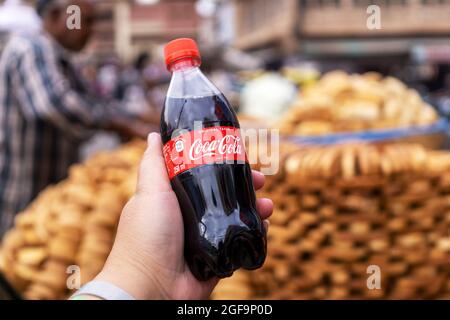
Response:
[88,0,199,61]
[231,0,450,60]
[300,0,450,37]
[232,0,297,53]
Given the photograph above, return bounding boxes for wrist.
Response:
[71,294,103,300]
[95,259,168,300]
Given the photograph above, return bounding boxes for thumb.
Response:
[136,133,172,195]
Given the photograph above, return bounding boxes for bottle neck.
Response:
[166,57,220,98]
[169,57,201,72]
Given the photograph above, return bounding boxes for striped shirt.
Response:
[0,32,111,236]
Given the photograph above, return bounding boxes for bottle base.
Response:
[187,227,267,281]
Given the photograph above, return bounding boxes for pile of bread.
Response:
[214,143,450,299]
[0,141,145,299]
[1,136,448,300]
[278,71,438,136]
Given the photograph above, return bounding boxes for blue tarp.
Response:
[284,118,449,145]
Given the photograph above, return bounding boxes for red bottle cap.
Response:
[164,38,201,70]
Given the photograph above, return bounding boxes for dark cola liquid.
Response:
[161,94,267,280]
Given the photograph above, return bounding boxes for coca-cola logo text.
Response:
[189,135,242,161]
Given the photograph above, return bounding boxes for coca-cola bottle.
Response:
[160,38,267,280]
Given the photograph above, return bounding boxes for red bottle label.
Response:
[162,126,248,179]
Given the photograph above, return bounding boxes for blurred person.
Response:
[117,52,162,125]
[0,0,156,236]
[80,57,99,93]
[97,56,121,99]
[200,48,239,108]
[117,52,152,109]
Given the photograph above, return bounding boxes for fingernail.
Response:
[254,170,264,177]
[263,220,270,232]
[147,132,159,148]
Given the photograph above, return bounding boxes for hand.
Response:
[95,133,273,300]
